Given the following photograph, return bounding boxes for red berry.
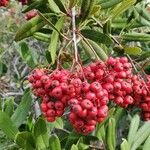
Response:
[90,81,102,92]
[47,109,56,117]
[55,101,64,110]
[81,99,93,110]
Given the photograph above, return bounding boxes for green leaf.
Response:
[122,32,150,41]
[37,12,62,34]
[143,135,150,150]
[0,97,2,110]
[100,0,122,9]
[78,143,89,150]
[65,132,82,150]
[33,32,50,43]
[48,0,60,13]
[22,0,44,13]
[11,90,32,128]
[135,4,150,22]
[88,39,108,61]
[49,17,65,64]
[15,131,35,149]
[0,111,18,139]
[15,15,46,41]
[81,39,97,61]
[131,121,150,150]
[47,118,64,131]
[106,118,116,150]
[81,29,113,45]
[34,118,49,150]
[127,114,140,148]
[53,0,67,13]
[111,0,136,19]
[4,97,14,117]
[113,107,126,126]
[121,139,129,150]
[80,0,96,21]
[49,134,61,150]
[71,144,78,150]
[138,51,150,61]
[124,46,142,56]
[15,42,38,68]
[95,124,105,141]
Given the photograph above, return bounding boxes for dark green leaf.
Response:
[122,32,150,41]
[138,51,150,61]
[88,39,108,61]
[15,131,35,149]
[11,90,32,128]
[111,0,136,19]
[65,132,82,150]
[15,15,46,41]
[49,17,65,64]
[81,29,113,45]
[53,0,67,13]
[22,0,45,13]
[33,32,50,43]
[135,4,150,22]
[81,39,97,61]
[0,62,7,75]
[45,50,52,63]
[100,0,122,9]
[48,0,60,13]
[80,0,96,21]
[34,118,49,149]
[0,111,18,139]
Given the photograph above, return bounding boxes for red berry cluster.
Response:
[138,76,150,121]
[84,57,150,121]
[28,69,71,122]
[0,0,9,7]
[25,10,37,20]
[83,57,134,108]
[68,81,108,134]
[28,56,150,134]
[28,67,109,134]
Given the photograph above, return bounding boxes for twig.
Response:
[71,7,78,63]
[37,11,70,41]
[126,54,138,73]
[92,16,103,28]
[13,56,21,78]
[3,92,23,97]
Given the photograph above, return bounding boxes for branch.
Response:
[71,7,78,62]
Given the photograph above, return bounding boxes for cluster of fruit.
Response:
[28,57,150,134]
[0,0,9,7]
